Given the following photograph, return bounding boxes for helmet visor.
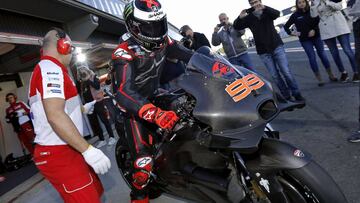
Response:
[139,18,168,39]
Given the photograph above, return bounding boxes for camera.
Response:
[217,22,226,28]
[246,7,255,14]
[180,35,192,49]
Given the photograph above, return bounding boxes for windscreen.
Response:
[188,47,243,81]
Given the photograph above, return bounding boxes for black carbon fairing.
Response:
[175,47,278,134]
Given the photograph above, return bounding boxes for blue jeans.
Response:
[300,37,331,73]
[354,20,360,124]
[354,20,360,73]
[324,33,358,73]
[229,53,255,71]
[260,45,300,99]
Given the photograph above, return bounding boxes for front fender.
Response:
[245,138,312,173]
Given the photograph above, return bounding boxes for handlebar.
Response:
[104,88,194,140]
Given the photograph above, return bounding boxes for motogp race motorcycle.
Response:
[115,47,347,203]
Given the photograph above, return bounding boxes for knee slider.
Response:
[132,156,153,189]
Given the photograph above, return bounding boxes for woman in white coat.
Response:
[311,0,359,82]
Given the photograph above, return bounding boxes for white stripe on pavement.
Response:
[248,42,355,54]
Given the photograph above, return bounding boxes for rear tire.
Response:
[280,161,347,203]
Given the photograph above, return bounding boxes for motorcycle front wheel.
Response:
[278,160,348,203]
[115,139,163,200]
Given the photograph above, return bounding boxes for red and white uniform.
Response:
[5,101,35,154]
[29,56,103,203]
[5,102,31,125]
[29,56,83,145]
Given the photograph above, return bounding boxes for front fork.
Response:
[234,152,289,203]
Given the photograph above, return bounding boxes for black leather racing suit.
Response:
[110,35,192,198]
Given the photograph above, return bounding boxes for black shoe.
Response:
[352,73,360,83]
[318,82,325,87]
[294,94,305,102]
[284,96,292,101]
[340,72,349,82]
[347,131,360,143]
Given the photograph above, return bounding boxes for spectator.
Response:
[179,25,211,51]
[284,0,338,86]
[346,0,360,142]
[103,69,127,140]
[80,78,106,139]
[310,0,359,82]
[29,28,110,203]
[212,13,255,71]
[5,93,35,155]
[234,0,305,102]
[78,66,117,148]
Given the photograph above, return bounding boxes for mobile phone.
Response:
[246,7,255,14]
[217,22,225,27]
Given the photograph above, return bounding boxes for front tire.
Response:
[115,139,133,188]
[280,161,347,203]
[115,139,163,200]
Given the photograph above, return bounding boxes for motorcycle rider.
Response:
[111,0,193,202]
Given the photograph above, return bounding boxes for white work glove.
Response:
[83,100,96,114]
[82,145,111,175]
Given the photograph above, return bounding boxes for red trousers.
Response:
[34,145,104,203]
[18,122,35,155]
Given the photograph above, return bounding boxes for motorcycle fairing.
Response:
[175,70,276,133]
[208,122,267,153]
[245,138,312,173]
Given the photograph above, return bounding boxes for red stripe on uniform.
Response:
[148,134,153,145]
[133,120,150,147]
[129,118,140,153]
[118,64,138,104]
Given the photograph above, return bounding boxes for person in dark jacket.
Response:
[79,69,117,148]
[212,13,255,71]
[346,0,360,142]
[234,0,305,102]
[284,0,337,86]
[179,25,211,51]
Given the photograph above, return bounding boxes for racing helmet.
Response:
[123,0,168,50]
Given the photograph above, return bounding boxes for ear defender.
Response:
[53,27,71,55]
[57,37,71,55]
